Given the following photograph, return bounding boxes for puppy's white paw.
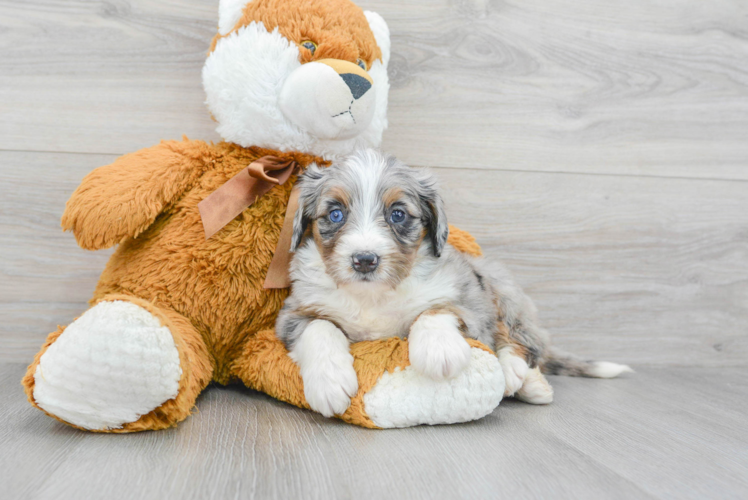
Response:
[498,347,529,397]
[408,313,472,380]
[300,359,358,418]
[516,367,554,404]
[290,320,358,418]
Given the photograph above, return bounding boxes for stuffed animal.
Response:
[22,0,505,431]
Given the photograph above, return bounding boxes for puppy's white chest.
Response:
[319,278,458,342]
[344,300,413,341]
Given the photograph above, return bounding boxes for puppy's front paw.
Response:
[301,359,359,418]
[498,347,529,396]
[289,320,358,418]
[408,313,472,380]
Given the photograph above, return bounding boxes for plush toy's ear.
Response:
[290,165,325,252]
[364,11,391,67]
[218,0,251,35]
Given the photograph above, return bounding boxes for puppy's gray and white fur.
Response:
[276,149,632,417]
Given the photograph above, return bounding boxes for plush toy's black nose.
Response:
[352,252,379,273]
[340,73,372,100]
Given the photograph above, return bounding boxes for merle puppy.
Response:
[276,149,631,417]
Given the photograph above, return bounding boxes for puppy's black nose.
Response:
[340,73,372,100]
[352,253,379,273]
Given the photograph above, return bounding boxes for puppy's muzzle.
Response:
[352,252,379,273]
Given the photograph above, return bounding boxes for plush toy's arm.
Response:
[61,140,212,250]
[233,330,504,429]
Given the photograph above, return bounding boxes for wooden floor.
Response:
[1,0,747,498]
[2,363,747,499]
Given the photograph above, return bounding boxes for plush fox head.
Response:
[203,0,390,160]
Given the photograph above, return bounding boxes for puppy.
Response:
[276,149,632,417]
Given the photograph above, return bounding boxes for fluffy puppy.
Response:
[276,149,632,417]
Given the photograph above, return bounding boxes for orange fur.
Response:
[82,140,325,384]
[446,225,483,257]
[210,0,382,67]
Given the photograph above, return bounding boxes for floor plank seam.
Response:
[3,149,747,184]
[423,164,748,183]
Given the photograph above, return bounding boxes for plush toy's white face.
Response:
[203,0,391,160]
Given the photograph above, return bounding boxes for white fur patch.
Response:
[498,346,529,396]
[408,314,472,380]
[516,367,554,404]
[588,361,635,378]
[203,22,389,160]
[203,23,301,149]
[364,11,390,67]
[290,320,358,418]
[218,0,250,36]
[364,347,504,428]
[32,301,182,430]
[279,61,376,140]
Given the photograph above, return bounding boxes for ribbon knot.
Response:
[247,156,296,184]
[198,155,301,289]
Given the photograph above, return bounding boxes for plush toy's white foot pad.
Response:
[363,347,504,428]
[33,301,182,430]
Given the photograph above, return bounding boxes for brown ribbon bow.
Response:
[197,156,301,289]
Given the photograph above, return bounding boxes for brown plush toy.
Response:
[22,0,505,431]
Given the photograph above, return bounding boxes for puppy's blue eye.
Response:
[390,209,406,224]
[329,209,344,223]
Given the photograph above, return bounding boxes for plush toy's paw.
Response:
[408,314,472,380]
[32,300,182,430]
[364,345,505,428]
[498,347,529,396]
[516,367,554,405]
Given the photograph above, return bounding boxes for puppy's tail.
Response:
[540,349,634,378]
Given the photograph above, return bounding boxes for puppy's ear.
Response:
[417,170,449,257]
[290,165,325,252]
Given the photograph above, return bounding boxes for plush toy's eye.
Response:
[356,59,367,70]
[301,41,317,55]
[389,209,406,224]
[329,209,344,223]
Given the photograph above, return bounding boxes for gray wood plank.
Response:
[2,363,746,500]
[2,151,746,366]
[0,151,115,362]
[380,0,748,180]
[1,0,747,180]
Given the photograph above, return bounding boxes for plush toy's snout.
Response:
[279,58,376,140]
[316,58,373,98]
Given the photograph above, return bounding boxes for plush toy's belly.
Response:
[93,163,295,380]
